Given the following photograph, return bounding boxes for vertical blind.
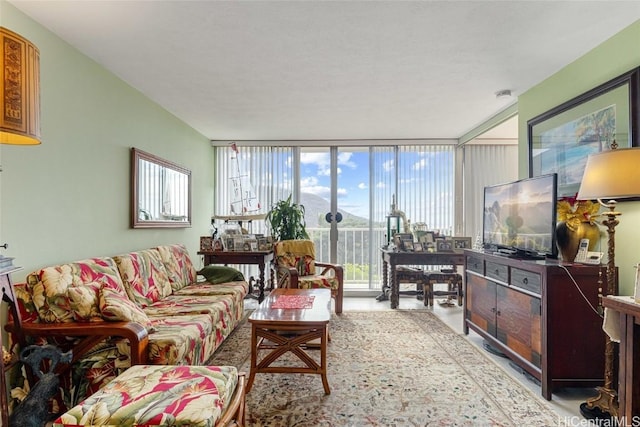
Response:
[214,145,293,236]
[462,144,518,245]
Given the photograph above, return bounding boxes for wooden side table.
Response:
[198,250,274,302]
[0,266,22,427]
[602,295,640,425]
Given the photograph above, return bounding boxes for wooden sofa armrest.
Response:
[315,262,344,284]
[4,321,149,367]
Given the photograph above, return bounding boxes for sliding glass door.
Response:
[299,146,373,290]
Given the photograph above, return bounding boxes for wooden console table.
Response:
[602,295,640,424]
[198,250,274,302]
[379,248,464,309]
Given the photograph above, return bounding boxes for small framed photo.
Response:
[200,236,213,251]
[233,237,244,251]
[413,242,424,252]
[401,240,415,252]
[257,236,269,251]
[453,237,472,251]
[224,237,235,251]
[436,239,454,252]
[213,238,224,251]
[418,231,435,244]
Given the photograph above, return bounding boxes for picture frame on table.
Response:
[413,242,424,252]
[436,239,454,252]
[257,236,269,251]
[418,231,435,244]
[528,67,640,198]
[393,233,413,251]
[453,237,472,251]
[200,236,213,251]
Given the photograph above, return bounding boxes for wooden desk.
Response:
[602,295,640,425]
[379,248,464,309]
[198,250,274,303]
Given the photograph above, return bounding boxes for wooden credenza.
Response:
[463,249,606,400]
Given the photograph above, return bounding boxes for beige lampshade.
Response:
[0,27,41,145]
[577,147,640,200]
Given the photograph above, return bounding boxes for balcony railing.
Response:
[224,226,453,291]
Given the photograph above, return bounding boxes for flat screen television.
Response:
[482,173,558,259]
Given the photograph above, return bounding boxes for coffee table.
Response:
[246,288,331,394]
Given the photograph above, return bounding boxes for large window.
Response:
[213,143,456,290]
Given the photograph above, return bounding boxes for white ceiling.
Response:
[8,1,640,141]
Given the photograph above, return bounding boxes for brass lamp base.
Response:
[579,386,618,422]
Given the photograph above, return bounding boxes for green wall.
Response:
[0,2,215,279]
[518,20,640,294]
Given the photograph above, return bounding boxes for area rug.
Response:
[210,310,562,426]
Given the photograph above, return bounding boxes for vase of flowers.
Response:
[555,194,601,261]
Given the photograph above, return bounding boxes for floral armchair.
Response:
[273,240,343,314]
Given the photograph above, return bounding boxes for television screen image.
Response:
[483,173,558,259]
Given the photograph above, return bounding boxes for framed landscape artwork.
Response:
[528,67,639,198]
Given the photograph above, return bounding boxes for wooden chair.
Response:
[272,240,343,314]
[423,271,463,307]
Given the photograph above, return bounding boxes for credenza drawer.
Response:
[511,268,541,295]
[466,255,484,274]
[485,261,508,283]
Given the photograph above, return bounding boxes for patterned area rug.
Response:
[210,310,562,426]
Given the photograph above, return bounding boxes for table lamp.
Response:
[576,146,640,420]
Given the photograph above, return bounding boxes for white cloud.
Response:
[358,182,367,189]
[337,152,356,168]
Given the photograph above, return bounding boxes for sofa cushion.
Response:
[66,281,102,322]
[26,257,126,323]
[146,313,215,365]
[99,286,156,332]
[156,244,198,291]
[114,249,172,308]
[198,265,245,284]
[53,365,239,427]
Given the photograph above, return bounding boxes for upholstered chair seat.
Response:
[273,240,343,314]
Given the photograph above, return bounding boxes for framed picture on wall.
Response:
[528,67,640,198]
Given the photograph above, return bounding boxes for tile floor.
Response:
[341,291,596,424]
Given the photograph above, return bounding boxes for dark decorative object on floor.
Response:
[9,345,72,427]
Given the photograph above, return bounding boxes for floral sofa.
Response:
[6,244,248,415]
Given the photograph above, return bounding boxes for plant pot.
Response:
[555,221,600,262]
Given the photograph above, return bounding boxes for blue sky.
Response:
[300,150,371,218]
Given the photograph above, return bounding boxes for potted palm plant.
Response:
[266,194,309,241]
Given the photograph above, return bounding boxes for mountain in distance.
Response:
[300,192,370,228]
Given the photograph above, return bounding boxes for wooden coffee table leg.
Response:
[246,324,258,392]
[321,325,330,394]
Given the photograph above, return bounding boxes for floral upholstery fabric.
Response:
[156,244,198,291]
[99,286,156,332]
[298,275,341,291]
[53,364,239,427]
[274,240,316,275]
[26,257,127,323]
[113,249,173,308]
[66,281,102,322]
[9,246,249,416]
[146,313,215,365]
